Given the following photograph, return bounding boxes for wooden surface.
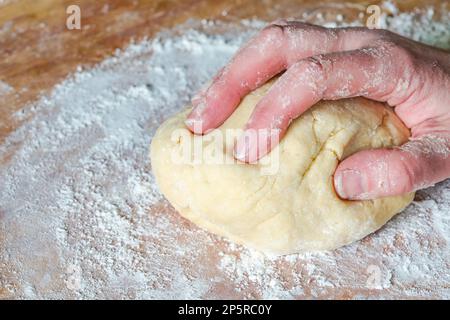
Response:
[0,0,448,300]
[0,0,447,145]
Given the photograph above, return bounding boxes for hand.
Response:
[185,21,450,200]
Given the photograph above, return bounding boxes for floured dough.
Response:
[151,81,414,255]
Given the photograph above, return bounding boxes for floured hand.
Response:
[185,21,450,200]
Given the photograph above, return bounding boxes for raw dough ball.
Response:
[151,81,414,255]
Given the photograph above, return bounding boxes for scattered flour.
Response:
[0,2,449,299]
[0,80,13,97]
[377,2,450,49]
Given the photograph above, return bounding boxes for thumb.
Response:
[333,134,450,200]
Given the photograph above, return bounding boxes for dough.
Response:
[151,81,414,255]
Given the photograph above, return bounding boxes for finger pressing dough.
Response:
[150,81,414,255]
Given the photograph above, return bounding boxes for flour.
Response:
[1,2,449,299]
[0,80,13,97]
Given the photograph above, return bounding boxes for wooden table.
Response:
[0,0,446,144]
[0,0,448,299]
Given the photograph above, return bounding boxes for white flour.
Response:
[0,80,13,97]
[0,3,449,299]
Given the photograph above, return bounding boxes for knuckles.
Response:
[378,39,415,64]
[259,22,286,41]
[260,20,327,40]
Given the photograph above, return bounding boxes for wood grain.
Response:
[0,0,446,144]
[0,0,448,300]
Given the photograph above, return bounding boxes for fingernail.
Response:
[335,169,368,200]
[191,81,212,104]
[186,102,207,128]
[234,135,249,162]
[191,93,202,105]
[184,117,195,128]
[184,118,204,134]
[191,101,207,116]
[234,131,259,163]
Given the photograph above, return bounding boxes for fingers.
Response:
[234,44,412,162]
[233,58,324,161]
[334,134,450,200]
[186,22,377,134]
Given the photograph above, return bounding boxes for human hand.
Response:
[185,21,450,200]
